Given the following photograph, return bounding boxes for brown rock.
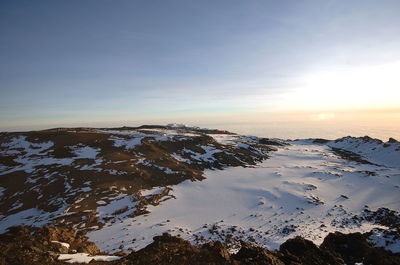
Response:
[279,236,343,265]
[233,241,284,265]
[321,231,400,265]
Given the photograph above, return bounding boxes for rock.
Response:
[123,233,234,265]
[233,241,284,265]
[313,138,330,144]
[279,236,343,265]
[1,226,400,265]
[42,225,100,255]
[0,226,102,265]
[321,231,400,265]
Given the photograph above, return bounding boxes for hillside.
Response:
[0,126,280,234]
[0,125,399,264]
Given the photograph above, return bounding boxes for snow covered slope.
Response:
[326,136,400,168]
[89,140,400,253]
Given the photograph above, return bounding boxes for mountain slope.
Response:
[0,126,399,263]
[326,136,400,168]
[89,139,400,253]
[0,126,279,235]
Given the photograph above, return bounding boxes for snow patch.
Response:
[51,241,70,249]
[58,253,121,263]
[368,228,400,253]
[70,145,100,159]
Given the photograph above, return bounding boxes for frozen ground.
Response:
[88,141,400,253]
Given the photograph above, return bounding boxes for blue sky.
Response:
[1,0,400,130]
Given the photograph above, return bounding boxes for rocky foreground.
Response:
[0,225,399,265]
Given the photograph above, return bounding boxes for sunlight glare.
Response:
[287,61,400,110]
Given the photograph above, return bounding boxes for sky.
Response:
[1,0,400,138]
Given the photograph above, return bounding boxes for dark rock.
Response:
[279,236,343,265]
[233,241,284,265]
[259,138,287,146]
[123,233,234,265]
[321,231,400,265]
[313,138,330,144]
[0,225,103,265]
[1,226,400,265]
[363,207,400,229]
[331,147,373,165]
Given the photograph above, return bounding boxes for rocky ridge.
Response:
[0,225,399,265]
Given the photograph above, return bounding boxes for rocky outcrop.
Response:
[233,241,284,265]
[1,226,400,265]
[326,136,400,168]
[116,232,400,265]
[122,233,234,265]
[279,237,343,265]
[322,231,400,265]
[0,226,102,265]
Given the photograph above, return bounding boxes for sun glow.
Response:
[286,61,400,110]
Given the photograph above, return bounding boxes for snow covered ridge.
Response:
[0,126,282,235]
[305,136,400,168]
